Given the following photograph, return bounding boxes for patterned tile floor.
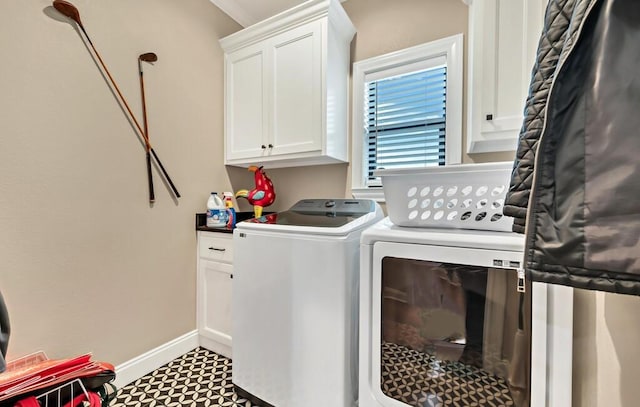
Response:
[110,347,260,407]
[110,344,517,407]
[381,341,516,407]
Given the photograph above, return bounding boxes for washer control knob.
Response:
[325,200,336,208]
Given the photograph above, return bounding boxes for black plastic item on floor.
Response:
[0,290,9,374]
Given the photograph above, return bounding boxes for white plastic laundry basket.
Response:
[376,162,514,232]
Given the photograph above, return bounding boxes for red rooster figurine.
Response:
[235,166,276,218]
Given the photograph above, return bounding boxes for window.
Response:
[351,34,463,200]
[365,67,447,180]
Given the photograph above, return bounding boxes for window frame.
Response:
[351,34,463,201]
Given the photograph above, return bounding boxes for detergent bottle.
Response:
[223,192,236,229]
[206,192,226,228]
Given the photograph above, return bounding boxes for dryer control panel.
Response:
[291,199,376,215]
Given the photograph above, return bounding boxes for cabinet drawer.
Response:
[198,233,233,263]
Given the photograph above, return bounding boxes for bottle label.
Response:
[226,208,236,229]
[206,209,228,227]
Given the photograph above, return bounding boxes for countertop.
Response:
[195,212,264,233]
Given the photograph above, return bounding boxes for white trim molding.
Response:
[351,34,464,200]
[219,0,354,51]
[351,187,386,202]
[114,330,199,389]
[211,0,351,28]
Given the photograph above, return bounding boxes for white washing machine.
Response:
[232,199,383,407]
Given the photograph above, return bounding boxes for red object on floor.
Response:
[62,391,102,407]
[0,353,114,402]
[13,396,39,407]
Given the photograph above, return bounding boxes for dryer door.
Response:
[359,241,573,407]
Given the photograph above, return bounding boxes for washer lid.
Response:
[237,199,384,235]
[246,199,378,227]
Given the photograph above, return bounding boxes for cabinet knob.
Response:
[268,144,273,148]
[261,145,266,149]
[208,247,226,252]
[486,114,493,121]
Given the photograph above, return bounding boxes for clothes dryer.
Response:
[359,218,574,407]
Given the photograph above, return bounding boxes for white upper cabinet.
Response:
[225,44,267,161]
[220,0,355,168]
[466,0,546,153]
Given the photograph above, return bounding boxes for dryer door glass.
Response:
[380,257,531,406]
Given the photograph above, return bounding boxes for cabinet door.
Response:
[225,44,268,161]
[467,0,546,153]
[268,21,323,156]
[198,260,233,347]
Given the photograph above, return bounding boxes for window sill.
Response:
[351,187,385,202]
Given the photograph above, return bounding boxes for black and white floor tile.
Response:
[110,347,260,407]
[381,341,515,407]
[111,344,517,407]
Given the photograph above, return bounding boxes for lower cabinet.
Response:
[197,231,233,358]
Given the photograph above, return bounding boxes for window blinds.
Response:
[365,66,447,185]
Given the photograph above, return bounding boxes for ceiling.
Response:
[210,0,351,27]
[210,0,311,27]
[212,0,468,28]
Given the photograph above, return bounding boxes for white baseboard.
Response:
[199,335,232,359]
[114,330,199,389]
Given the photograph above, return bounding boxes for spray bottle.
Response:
[223,192,236,229]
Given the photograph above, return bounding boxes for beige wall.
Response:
[572,290,640,406]
[0,0,476,368]
[0,0,240,364]
[2,2,638,405]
